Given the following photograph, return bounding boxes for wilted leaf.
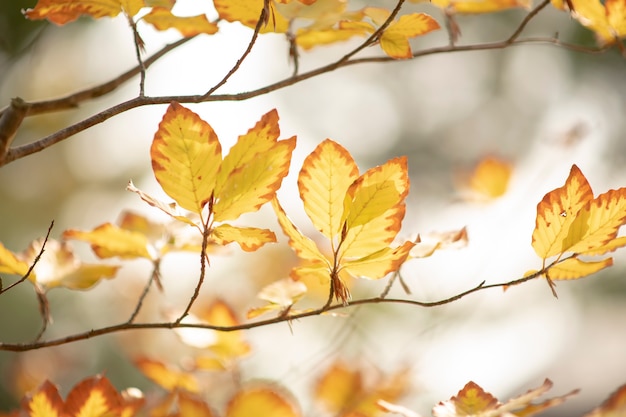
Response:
[142,8,218,37]
[126,181,198,227]
[135,358,200,393]
[410,227,468,258]
[247,278,307,318]
[226,386,300,417]
[151,102,222,215]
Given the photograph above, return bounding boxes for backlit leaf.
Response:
[151,102,222,215]
[177,392,217,417]
[410,227,469,258]
[247,278,307,318]
[342,241,415,279]
[429,0,531,13]
[0,242,30,277]
[214,0,289,33]
[546,257,613,280]
[340,157,409,259]
[134,358,200,393]
[22,381,64,417]
[271,197,328,265]
[142,8,218,37]
[63,224,152,260]
[298,139,359,240]
[226,386,300,417]
[378,13,441,59]
[64,375,121,417]
[532,164,594,259]
[553,0,626,45]
[564,188,626,255]
[23,0,126,25]
[314,362,363,413]
[211,224,276,252]
[458,156,512,201]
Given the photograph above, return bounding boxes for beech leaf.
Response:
[142,8,218,37]
[63,223,152,260]
[134,358,200,393]
[23,0,128,25]
[211,224,276,252]
[64,375,122,417]
[226,386,300,417]
[428,0,532,14]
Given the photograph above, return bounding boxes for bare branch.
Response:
[126,14,147,96]
[0,98,27,164]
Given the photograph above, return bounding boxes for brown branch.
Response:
[0,266,551,352]
[202,4,267,98]
[2,36,606,168]
[0,97,28,164]
[126,14,147,96]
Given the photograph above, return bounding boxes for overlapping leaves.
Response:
[131,102,295,253]
[273,139,415,304]
[531,164,626,285]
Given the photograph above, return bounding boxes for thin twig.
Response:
[506,0,551,44]
[126,14,147,96]
[0,97,27,164]
[0,221,54,295]
[202,3,267,98]
[126,259,162,323]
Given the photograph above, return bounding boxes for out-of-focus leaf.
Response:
[226,386,300,417]
[21,381,65,417]
[64,375,122,417]
[134,358,200,393]
[143,8,218,37]
[583,383,626,417]
[63,224,152,260]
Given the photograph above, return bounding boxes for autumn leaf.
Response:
[21,381,65,417]
[427,0,532,14]
[214,0,290,33]
[552,0,626,45]
[212,110,296,222]
[63,223,152,260]
[135,358,200,393]
[247,278,307,318]
[142,8,219,37]
[410,227,469,259]
[211,224,276,252]
[532,164,626,283]
[23,0,134,25]
[151,102,222,216]
[0,239,119,291]
[176,391,217,417]
[273,139,414,303]
[126,181,198,227]
[432,379,577,417]
[457,156,512,201]
[226,386,300,417]
[64,375,122,417]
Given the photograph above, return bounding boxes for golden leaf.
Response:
[142,8,218,37]
[214,0,289,33]
[134,358,200,393]
[226,386,300,417]
[23,0,126,25]
[546,257,613,280]
[298,139,359,240]
[211,224,276,252]
[583,383,626,417]
[23,381,65,417]
[532,165,594,259]
[429,0,532,13]
[151,102,222,215]
[378,13,441,59]
[63,224,152,260]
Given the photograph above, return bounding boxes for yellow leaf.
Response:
[557,0,626,45]
[296,26,369,49]
[23,381,65,417]
[546,257,613,280]
[135,358,200,393]
[342,241,415,279]
[177,392,217,417]
[214,0,290,33]
[532,164,594,259]
[64,375,121,417]
[0,242,30,276]
[142,8,219,37]
[272,197,328,265]
[213,136,295,222]
[63,223,152,260]
[314,362,363,413]
[226,386,300,417]
[247,278,307,318]
[289,262,330,282]
[430,0,532,13]
[340,157,409,259]
[458,156,512,200]
[298,139,359,240]
[23,0,124,25]
[211,224,276,252]
[564,188,626,255]
[379,13,440,59]
[151,102,222,215]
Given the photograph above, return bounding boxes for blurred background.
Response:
[1,0,626,415]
